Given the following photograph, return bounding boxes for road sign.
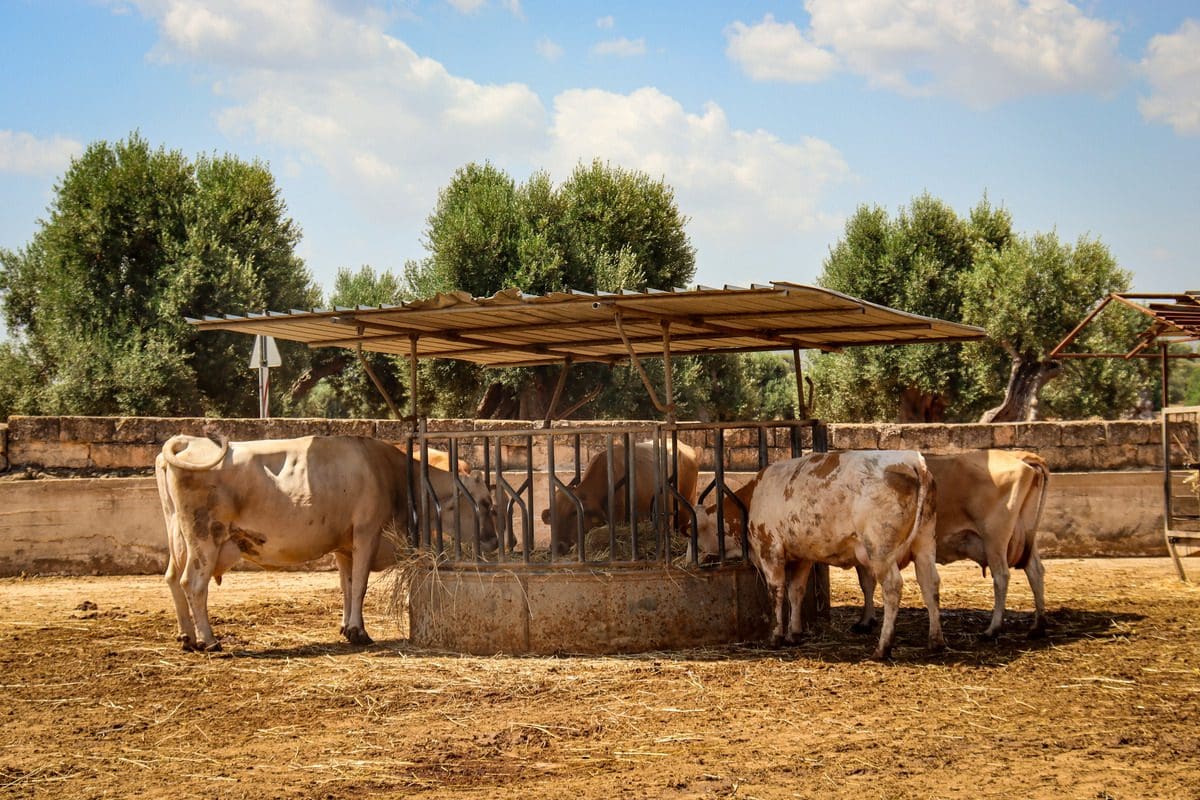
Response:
[249,335,282,369]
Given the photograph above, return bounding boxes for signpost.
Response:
[249,335,282,418]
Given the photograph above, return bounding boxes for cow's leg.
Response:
[910,537,944,651]
[784,561,814,644]
[178,542,221,652]
[873,562,903,661]
[851,564,878,633]
[759,551,789,648]
[982,547,1011,638]
[333,552,353,636]
[343,532,376,646]
[164,540,195,649]
[1024,547,1048,639]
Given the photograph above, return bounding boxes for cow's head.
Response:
[689,491,751,562]
[540,488,605,556]
[439,470,503,554]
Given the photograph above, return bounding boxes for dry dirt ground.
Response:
[2,558,1199,800]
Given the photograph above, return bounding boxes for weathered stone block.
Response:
[902,424,953,452]
[722,427,757,448]
[877,425,903,450]
[1136,444,1163,468]
[1014,423,1061,448]
[88,443,160,470]
[991,424,1017,447]
[58,417,117,444]
[375,420,413,442]
[830,424,880,451]
[1092,444,1138,470]
[1059,421,1107,447]
[1105,421,1153,446]
[265,418,328,439]
[951,424,995,451]
[727,447,765,472]
[7,416,61,444]
[112,417,157,443]
[326,419,378,438]
[153,417,209,440]
[10,441,91,469]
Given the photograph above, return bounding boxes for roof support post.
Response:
[792,345,810,420]
[613,309,669,416]
[408,334,420,431]
[356,340,401,420]
[661,320,676,424]
[544,357,573,424]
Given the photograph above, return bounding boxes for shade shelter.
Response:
[1049,291,1200,580]
[188,281,987,654]
[190,281,986,423]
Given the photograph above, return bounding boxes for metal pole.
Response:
[1162,342,1185,580]
[409,334,420,431]
[792,345,809,419]
[258,334,269,419]
[662,321,675,424]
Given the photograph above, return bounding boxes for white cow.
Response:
[156,434,496,651]
[855,449,1049,638]
[695,450,943,660]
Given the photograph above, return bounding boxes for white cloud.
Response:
[445,0,486,12]
[122,2,850,281]
[1139,19,1200,136]
[725,14,837,83]
[728,0,1126,107]
[546,88,850,239]
[592,37,646,57]
[536,36,563,62]
[596,15,614,30]
[0,131,83,176]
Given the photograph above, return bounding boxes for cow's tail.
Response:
[161,433,229,471]
[1013,453,1050,569]
[901,455,936,566]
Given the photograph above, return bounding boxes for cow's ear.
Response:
[541,508,551,524]
[469,469,486,483]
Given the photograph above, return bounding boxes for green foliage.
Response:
[407,160,697,419]
[0,132,319,417]
[810,193,1140,422]
[286,266,409,419]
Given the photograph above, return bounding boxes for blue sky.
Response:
[2,0,1198,309]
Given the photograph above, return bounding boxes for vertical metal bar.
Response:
[626,432,638,559]
[546,430,557,563]
[662,321,675,423]
[714,428,726,562]
[1163,343,1186,580]
[408,334,420,430]
[606,436,617,558]
[793,345,809,419]
[757,426,768,470]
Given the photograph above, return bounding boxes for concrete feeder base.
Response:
[406,563,772,655]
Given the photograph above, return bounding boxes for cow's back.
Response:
[748,451,929,569]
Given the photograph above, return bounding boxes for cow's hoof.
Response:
[849,620,877,634]
[200,640,223,653]
[766,635,785,649]
[980,627,1001,640]
[871,647,893,662]
[344,627,374,646]
[928,637,946,652]
[1027,624,1048,640]
[180,635,198,652]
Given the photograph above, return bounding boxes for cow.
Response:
[541,440,699,556]
[854,449,1049,639]
[156,434,497,652]
[391,442,472,476]
[693,450,943,660]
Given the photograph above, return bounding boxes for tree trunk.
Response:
[898,387,947,423]
[980,356,1062,423]
[286,353,352,404]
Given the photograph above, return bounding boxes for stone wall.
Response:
[1,415,1195,575]
[2,415,1195,473]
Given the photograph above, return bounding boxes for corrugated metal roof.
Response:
[189,281,987,366]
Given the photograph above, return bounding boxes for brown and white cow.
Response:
[854,449,1049,638]
[156,434,496,652]
[541,440,699,556]
[694,450,943,660]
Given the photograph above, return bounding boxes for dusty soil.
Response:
[2,558,1198,799]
